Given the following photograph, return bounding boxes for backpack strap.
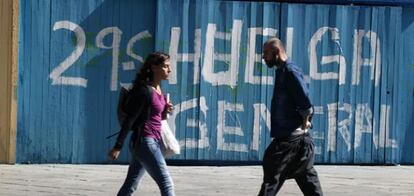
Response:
[106,84,153,139]
[130,84,153,144]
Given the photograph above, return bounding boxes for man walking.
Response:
[258,38,323,196]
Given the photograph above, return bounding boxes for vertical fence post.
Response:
[0,0,18,164]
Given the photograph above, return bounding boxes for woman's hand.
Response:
[165,102,174,114]
[108,148,121,160]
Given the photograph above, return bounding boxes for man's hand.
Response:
[108,148,120,160]
[301,120,312,130]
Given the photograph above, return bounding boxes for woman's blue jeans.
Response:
[117,137,175,196]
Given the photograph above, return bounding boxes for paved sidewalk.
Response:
[0,164,413,195]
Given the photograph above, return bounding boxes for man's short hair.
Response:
[264,37,285,51]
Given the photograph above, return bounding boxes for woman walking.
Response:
[108,52,175,196]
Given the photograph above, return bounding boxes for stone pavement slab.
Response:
[1,164,413,195]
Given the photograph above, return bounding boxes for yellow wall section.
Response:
[0,0,18,164]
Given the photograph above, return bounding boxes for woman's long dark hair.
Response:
[133,52,170,87]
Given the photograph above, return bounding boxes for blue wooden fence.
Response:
[17,0,414,164]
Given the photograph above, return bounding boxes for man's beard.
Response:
[265,59,277,68]
[265,58,282,68]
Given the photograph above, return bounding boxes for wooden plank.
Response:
[0,0,18,164]
[9,0,18,164]
[0,0,11,163]
[2,0,10,163]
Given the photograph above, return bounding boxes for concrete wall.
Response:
[0,0,18,164]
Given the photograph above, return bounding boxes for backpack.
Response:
[106,86,132,139]
[117,85,133,126]
[106,84,150,139]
